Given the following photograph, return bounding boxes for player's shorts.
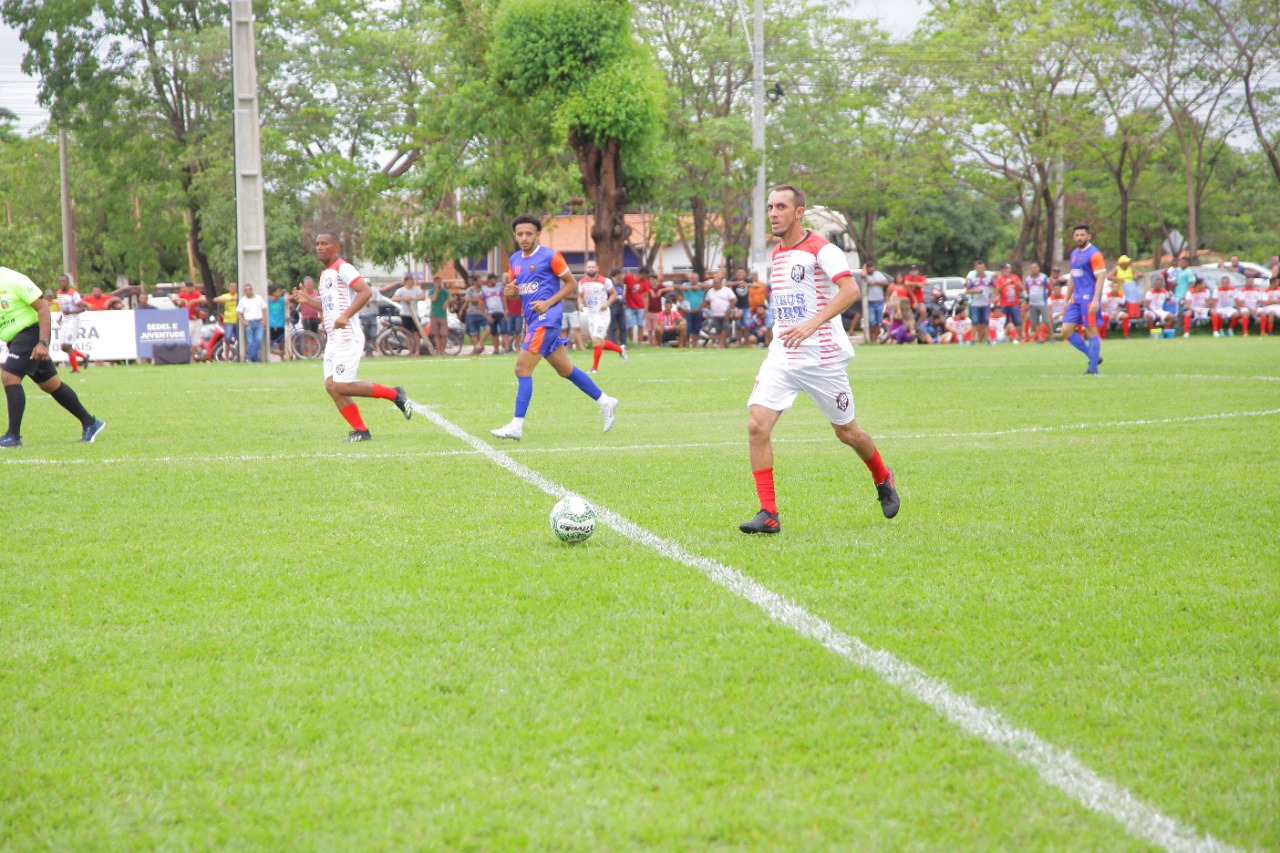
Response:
[522,324,568,358]
[1214,307,1238,320]
[1027,304,1052,326]
[748,355,856,426]
[323,335,363,382]
[1,324,58,383]
[1063,301,1104,327]
[1266,304,1280,318]
[968,304,990,325]
[705,315,732,336]
[1145,309,1173,324]
[561,309,580,331]
[57,314,81,347]
[1002,305,1022,327]
[587,311,610,340]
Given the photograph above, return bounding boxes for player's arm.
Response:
[531,254,576,314]
[780,270,860,349]
[31,297,53,360]
[336,277,372,329]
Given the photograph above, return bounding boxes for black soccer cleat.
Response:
[876,469,900,519]
[393,386,412,420]
[0,432,22,448]
[342,429,372,442]
[739,509,781,534]
[80,418,106,443]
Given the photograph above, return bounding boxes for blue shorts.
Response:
[1063,301,1104,327]
[522,324,568,357]
[625,307,645,329]
[465,313,488,336]
[969,305,991,325]
[1002,305,1022,327]
[686,311,703,337]
[867,300,885,326]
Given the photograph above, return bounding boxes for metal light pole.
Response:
[230,0,269,362]
[750,0,766,282]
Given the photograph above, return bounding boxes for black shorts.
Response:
[2,324,58,383]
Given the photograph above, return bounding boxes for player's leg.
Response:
[1,367,26,445]
[35,368,103,440]
[742,404,785,533]
[1062,302,1090,360]
[491,329,545,439]
[545,343,618,431]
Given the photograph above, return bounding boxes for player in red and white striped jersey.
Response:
[739,185,899,534]
[1182,280,1211,336]
[1211,277,1239,337]
[291,231,413,441]
[54,275,91,372]
[1237,274,1265,336]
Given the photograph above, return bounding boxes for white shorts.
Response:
[562,309,581,330]
[1214,307,1238,320]
[587,310,610,340]
[1145,309,1173,323]
[58,314,81,345]
[323,335,363,382]
[1266,305,1280,318]
[748,356,856,426]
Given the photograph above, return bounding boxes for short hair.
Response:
[1072,223,1091,233]
[511,214,542,232]
[771,184,807,208]
[316,229,341,245]
[974,259,986,265]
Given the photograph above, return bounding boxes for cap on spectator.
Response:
[909,264,919,270]
[1051,266,1061,271]
[1000,262,1011,269]
[1117,255,1131,264]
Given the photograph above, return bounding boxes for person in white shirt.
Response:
[739,184,900,535]
[703,278,737,349]
[53,274,91,372]
[236,283,270,362]
[579,260,626,373]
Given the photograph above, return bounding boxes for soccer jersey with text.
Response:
[509,246,568,330]
[1069,244,1106,303]
[1025,274,1050,305]
[1238,286,1264,310]
[1185,289,1210,313]
[767,230,854,366]
[1101,294,1121,316]
[0,267,41,343]
[318,257,365,344]
[1214,286,1237,310]
[1144,288,1169,311]
[55,289,83,315]
[578,275,612,312]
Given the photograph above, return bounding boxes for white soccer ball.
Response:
[550,495,597,544]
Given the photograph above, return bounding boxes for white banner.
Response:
[53,310,140,361]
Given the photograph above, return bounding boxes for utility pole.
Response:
[750,0,766,282]
[58,126,77,283]
[230,0,269,362]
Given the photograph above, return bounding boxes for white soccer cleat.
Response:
[490,421,523,441]
[620,344,628,363]
[599,395,618,432]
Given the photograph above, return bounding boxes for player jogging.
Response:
[490,215,619,441]
[1062,224,1106,375]
[0,265,105,447]
[579,260,627,374]
[290,232,412,441]
[739,185,899,534]
[54,274,92,372]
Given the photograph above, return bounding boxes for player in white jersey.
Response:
[53,274,91,372]
[290,231,412,441]
[1211,276,1238,337]
[1236,274,1265,336]
[739,185,899,534]
[1144,283,1175,330]
[1182,280,1211,336]
[579,260,626,373]
[1262,278,1280,336]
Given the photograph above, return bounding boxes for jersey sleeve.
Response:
[12,272,41,305]
[337,262,363,286]
[815,243,852,281]
[550,252,568,276]
[1090,252,1106,274]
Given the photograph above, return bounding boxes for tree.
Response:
[490,0,665,273]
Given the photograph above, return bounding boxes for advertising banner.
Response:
[49,310,191,362]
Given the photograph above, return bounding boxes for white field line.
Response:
[407,401,1239,853]
[5,406,1278,468]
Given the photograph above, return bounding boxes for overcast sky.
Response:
[0,1,927,138]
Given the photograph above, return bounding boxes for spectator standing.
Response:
[482,274,509,354]
[995,263,1024,343]
[644,271,669,347]
[965,260,995,345]
[559,278,582,351]
[173,281,207,359]
[464,276,490,354]
[237,283,269,362]
[430,275,454,356]
[1110,255,1141,331]
[1024,263,1052,343]
[1174,255,1196,303]
[213,284,239,348]
[862,262,888,341]
[268,286,286,353]
[297,276,321,333]
[358,280,387,343]
[680,272,706,343]
[136,293,157,310]
[607,267,627,347]
[622,268,649,345]
[704,277,737,348]
[392,274,425,355]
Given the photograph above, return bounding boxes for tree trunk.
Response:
[179,165,216,294]
[569,131,631,274]
[1039,169,1056,270]
[1183,143,1197,256]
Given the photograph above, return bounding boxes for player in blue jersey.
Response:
[490,214,619,441]
[1062,224,1107,375]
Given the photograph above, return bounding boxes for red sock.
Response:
[1212,314,1221,332]
[1098,323,1108,339]
[371,383,397,400]
[339,403,366,431]
[1182,315,1190,334]
[602,340,622,354]
[752,468,778,514]
[864,448,889,484]
[1241,316,1249,335]
[592,345,603,370]
[69,351,79,370]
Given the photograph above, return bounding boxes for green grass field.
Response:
[3,337,1278,851]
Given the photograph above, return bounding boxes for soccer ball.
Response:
[550,495,597,544]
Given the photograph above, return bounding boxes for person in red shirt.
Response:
[885,272,915,332]
[995,263,1024,343]
[643,273,672,347]
[80,284,131,311]
[622,269,650,345]
[173,281,208,359]
[904,264,927,322]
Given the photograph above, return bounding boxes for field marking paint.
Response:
[3,406,1278,469]
[408,399,1241,853]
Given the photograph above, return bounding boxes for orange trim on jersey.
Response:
[1089,252,1106,273]
[526,326,546,351]
[550,252,568,276]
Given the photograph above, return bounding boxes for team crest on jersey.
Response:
[835,392,850,412]
[790,264,805,283]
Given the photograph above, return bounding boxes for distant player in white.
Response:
[290,231,412,441]
[1211,276,1238,337]
[739,185,900,534]
[54,274,91,373]
[579,260,626,373]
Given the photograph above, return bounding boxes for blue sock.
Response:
[1088,336,1101,372]
[566,366,603,401]
[1067,332,1088,356]
[515,376,533,418]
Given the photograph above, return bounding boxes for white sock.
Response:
[512,417,525,428]
[597,394,612,407]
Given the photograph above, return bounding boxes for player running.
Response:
[739,185,899,535]
[1062,224,1106,374]
[291,231,411,441]
[579,260,626,374]
[53,274,92,372]
[0,265,105,448]
[490,215,619,441]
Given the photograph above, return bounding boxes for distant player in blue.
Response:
[490,214,619,441]
[1062,223,1107,375]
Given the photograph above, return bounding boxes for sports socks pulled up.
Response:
[339,403,366,431]
[752,468,778,514]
